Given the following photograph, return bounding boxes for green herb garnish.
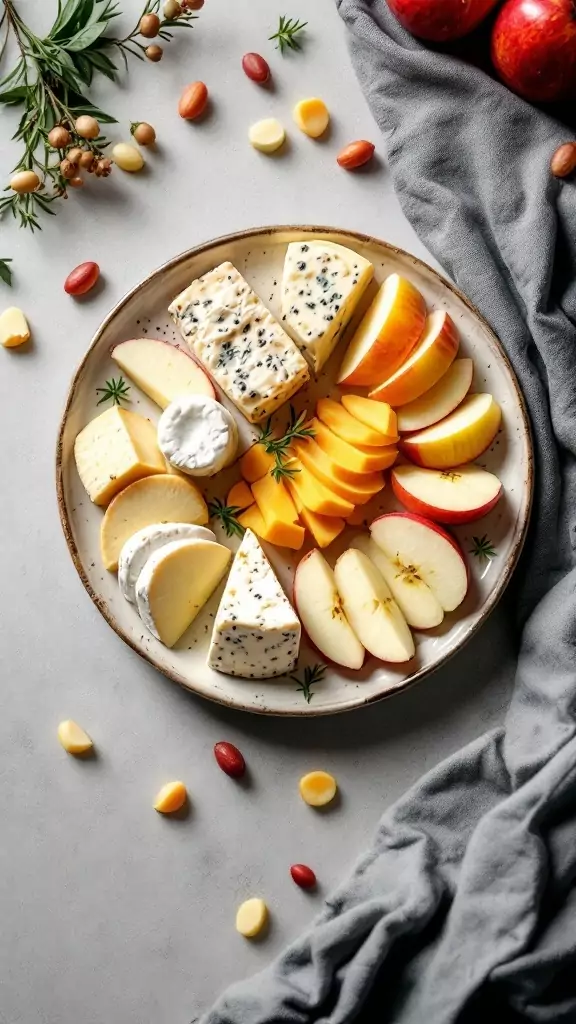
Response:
[470,535,497,561]
[96,375,131,406]
[0,259,12,286]
[269,15,307,55]
[291,663,325,704]
[208,499,245,539]
[258,406,315,482]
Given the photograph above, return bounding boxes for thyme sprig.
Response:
[208,499,245,539]
[470,535,497,561]
[291,663,325,704]
[258,406,315,483]
[96,375,130,406]
[269,15,307,55]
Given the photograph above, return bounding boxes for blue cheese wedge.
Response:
[168,262,309,425]
[208,529,301,679]
[281,241,373,373]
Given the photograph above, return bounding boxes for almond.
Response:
[179,81,209,120]
[337,140,375,171]
[214,741,246,778]
[550,142,576,179]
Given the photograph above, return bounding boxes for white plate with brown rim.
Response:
[56,225,533,716]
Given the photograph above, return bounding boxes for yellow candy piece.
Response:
[0,307,31,348]
[236,898,268,938]
[249,118,286,154]
[293,98,330,139]
[154,780,187,814]
[112,142,145,172]
[299,770,337,807]
[58,720,93,755]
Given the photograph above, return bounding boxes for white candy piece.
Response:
[249,118,286,154]
[157,395,238,477]
[118,522,216,604]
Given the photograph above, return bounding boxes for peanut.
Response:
[337,140,375,171]
[550,142,576,179]
[178,81,208,120]
[64,261,100,296]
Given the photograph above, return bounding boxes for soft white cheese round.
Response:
[157,395,238,477]
[118,522,216,604]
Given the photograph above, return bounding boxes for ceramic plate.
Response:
[56,226,533,716]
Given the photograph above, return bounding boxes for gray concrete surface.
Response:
[0,1,517,1020]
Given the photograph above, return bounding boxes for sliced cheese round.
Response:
[135,538,232,648]
[118,522,216,604]
[158,395,238,477]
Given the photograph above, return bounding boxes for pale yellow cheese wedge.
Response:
[154,780,187,813]
[249,118,286,153]
[74,406,165,507]
[100,474,209,571]
[135,538,232,648]
[299,770,337,807]
[293,98,330,138]
[58,719,93,755]
[0,307,31,348]
[236,898,268,938]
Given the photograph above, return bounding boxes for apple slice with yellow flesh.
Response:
[369,311,459,407]
[112,338,215,409]
[350,533,444,629]
[294,550,365,669]
[338,274,426,386]
[391,464,502,524]
[311,418,398,475]
[334,549,415,663]
[401,393,501,469]
[370,512,468,612]
[340,395,398,441]
[397,358,473,433]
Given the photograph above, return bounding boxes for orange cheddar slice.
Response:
[226,480,253,510]
[293,438,384,505]
[312,418,398,475]
[317,398,391,448]
[251,473,299,524]
[286,460,354,518]
[340,395,398,442]
[298,507,344,549]
[240,444,275,483]
[238,504,304,549]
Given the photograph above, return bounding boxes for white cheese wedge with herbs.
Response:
[168,262,309,424]
[281,241,373,373]
[208,529,301,679]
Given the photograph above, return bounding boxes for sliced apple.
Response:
[401,393,501,469]
[294,550,365,670]
[368,311,459,407]
[370,512,467,612]
[317,398,391,447]
[391,464,502,524]
[338,274,426,386]
[311,418,398,475]
[340,395,398,441]
[397,358,473,433]
[112,338,215,409]
[350,534,444,629]
[292,437,384,505]
[334,549,415,663]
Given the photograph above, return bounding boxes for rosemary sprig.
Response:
[269,14,307,54]
[0,257,12,285]
[96,375,131,406]
[469,535,497,561]
[208,499,245,539]
[291,663,325,704]
[258,406,315,483]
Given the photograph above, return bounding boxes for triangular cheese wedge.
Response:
[208,529,301,679]
[281,240,373,373]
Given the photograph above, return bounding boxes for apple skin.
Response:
[370,511,469,585]
[386,0,500,41]
[391,470,502,524]
[491,0,576,102]
[111,337,216,401]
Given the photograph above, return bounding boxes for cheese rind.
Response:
[208,529,301,679]
[168,262,309,424]
[281,241,373,372]
[118,522,216,604]
[74,406,165,506]
[158,395,238,477]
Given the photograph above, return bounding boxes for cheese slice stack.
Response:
[208,529,301,679]
[281,241,373,373]
[168,262,309,424]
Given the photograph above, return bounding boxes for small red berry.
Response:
[214,741,246,778]
[290,864,317,889]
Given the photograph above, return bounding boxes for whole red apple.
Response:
[386,0,501,41]
[492,0,576,101]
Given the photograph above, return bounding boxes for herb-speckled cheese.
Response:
[168,262,309,425]
[207,529,301,679]
[281,241,373,373]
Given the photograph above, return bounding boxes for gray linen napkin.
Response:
[202,2,576,1020]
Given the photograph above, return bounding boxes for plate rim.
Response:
[55,224,534,717]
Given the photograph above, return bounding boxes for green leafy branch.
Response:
[257,405,315,483]
[291,663,325,704]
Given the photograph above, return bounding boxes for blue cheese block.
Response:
[281,240,373,373]
[207,529,301,679]
[168,262,309,425]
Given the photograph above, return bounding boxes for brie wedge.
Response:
[158,395,238,477]
[118,522,216,604]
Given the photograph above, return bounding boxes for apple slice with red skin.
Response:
[397,358,473,434]
[334,548,415,663]
[391,464,502,525]
[350,533,444,629]
[401,393,501,469]
[294,549,365,670]
[112,338,215,410]
[369,311,459,407]
[370,512,468,612]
